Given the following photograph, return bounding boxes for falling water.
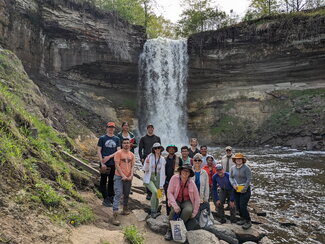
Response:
[138,38,189,146]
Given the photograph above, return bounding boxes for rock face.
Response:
[0,0,146,138]
[187,12,325,149]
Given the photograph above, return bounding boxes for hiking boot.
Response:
[242,220,252,230]
[236,219,245,225]
[230,219,237,224]
[146,195,151,200]
[102,197,112,207]
[121,205,130,215]
[220,218,227,224]
[164,228,172,241]
[112,212,120,226]
[150,211,160,219]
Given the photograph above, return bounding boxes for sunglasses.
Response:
[226,149,231,151]
[193,159,202,162]
[154,147,161,150]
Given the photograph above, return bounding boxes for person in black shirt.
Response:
[189,138,200,158]
[164,145,179,215]
[139,124,161,200]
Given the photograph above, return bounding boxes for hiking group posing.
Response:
[97,121,252,241]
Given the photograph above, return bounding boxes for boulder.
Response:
[220,241,229,244]
[204,225,238,244]
[146,215,169,235]
[132,209,147,222]
[259,236,273,244]
[221,224,266,242]
[242,242,256,244]
[187,230,220,244]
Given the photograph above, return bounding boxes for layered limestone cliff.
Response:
[187,11,325,150]
[0,0,146,140]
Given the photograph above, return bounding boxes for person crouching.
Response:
[164,165,200,241]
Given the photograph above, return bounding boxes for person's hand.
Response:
[101,164,107,170]
[191,213,196,219]
[128,176,133,181]
[122,176,128,181]
[241,188,246,193]
[174,206,181,214]
[229,201,235,208]
[234,185,238,191]
[141,158,144,163]
[216,200,221,207]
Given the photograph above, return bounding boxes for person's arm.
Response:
[167,176,180,213]
[242,166,252,193]
[138,137,144,160]
[203,171,209,202]
[129,154,136,181]
[229,167,237,189]
[157,136,161,144]
[159,158,166,189]
[212,174,219,202]
[142,154,151,172]
[97,146,106,169]
[191,181,201,218]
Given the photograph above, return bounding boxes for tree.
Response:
[244,0,279,21]
[176,0,227,37]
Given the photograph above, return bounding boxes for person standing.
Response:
[97,122,121,207]
[179,146,192,166]
[112,138,135,226]
[200,145,209,167]
[229,153,252,230]
[188,138,200,158]
[139,124,161,199]
[143,143,166,218]
[164,145,179,215]
[220,146,235,173]
[212,164,236,224]
[117,122,137,153]
[192,153,209,203]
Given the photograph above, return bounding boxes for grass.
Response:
[122,225,144,244]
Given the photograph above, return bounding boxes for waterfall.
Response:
[138,37,189,147]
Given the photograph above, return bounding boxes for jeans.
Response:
[144,174,160,212]
[100,165,115,199]
[168,200,193,224]
[234,187,251,221]
[113,175,132,211]
[217,188,236,221]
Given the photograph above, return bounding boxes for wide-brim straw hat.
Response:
[232,153,247,163]
[151,142,164,153]
[177,164,195,178]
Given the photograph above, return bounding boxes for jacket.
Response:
[192,169,209,202]
[220,154,235,173]
[202,164,217,186]
[138,134,161,160]
[167,174,200,218]
[142,153,166,188]
[117,131,137,153]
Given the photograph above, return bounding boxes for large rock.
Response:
[187,230,220,244]
[204,225,238,244]
[146,215,169,235]
[222,224,266,242]
[259,236,273,244]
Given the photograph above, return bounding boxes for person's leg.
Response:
[100,173,108,199]
[234,192,245,225]
[218,189,227,223]
[145,180,158,215]
[164,183,171,215]
[227,190,236,222]
[113,175,123,212]
[240,188,251,221]
[122,180,132,215]
[179,200,193,224]
[107,165,115,202]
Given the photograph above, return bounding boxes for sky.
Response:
[154,0,251,23]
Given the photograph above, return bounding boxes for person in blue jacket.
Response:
[212,164,236,224]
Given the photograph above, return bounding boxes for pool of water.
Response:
[209,146,325,244]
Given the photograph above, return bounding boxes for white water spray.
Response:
[138,38,189,146]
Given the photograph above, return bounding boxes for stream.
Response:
[210,146,325,244]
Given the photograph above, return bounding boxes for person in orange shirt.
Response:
[112,138,135,226]
[202,155,217,200]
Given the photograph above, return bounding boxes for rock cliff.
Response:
[187,11,325,150]
[0,0,146,139]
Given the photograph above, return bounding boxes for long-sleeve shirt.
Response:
[138,134,161,160]
[202,165,217,186]
[229,164,252,192]
[212,172,234,201]
[220,154,235,173]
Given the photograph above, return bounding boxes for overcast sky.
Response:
[154,0,251,23]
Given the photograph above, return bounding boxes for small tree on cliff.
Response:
[244,0,279,21]
[176,0,227,37]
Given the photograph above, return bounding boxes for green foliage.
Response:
[67,206,94,226]
[123,225,144,244]
[56,175,84,201]
[176,0,227,37]
[244,0,279,21]
[35,182,63,208]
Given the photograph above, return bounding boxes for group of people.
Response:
[97,122,252,241]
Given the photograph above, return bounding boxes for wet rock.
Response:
[185,218,200,231]
[222,224,265,242]
[259,236,273,244]
[277,217,297,227]
[252,207,267,217]
[187,229,220,244]
[204,225,238,244]
[146,215,169,235]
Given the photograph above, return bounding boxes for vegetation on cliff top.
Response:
[0,48,94,237]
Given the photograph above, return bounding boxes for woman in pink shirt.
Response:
[164,164,200,241]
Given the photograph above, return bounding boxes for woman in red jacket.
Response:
[203,155,217,200]
[164,164,200,241]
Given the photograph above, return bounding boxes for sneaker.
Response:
[242,221,252,230]
[164,229,172,241]
[236,219,245,225]
[102,198,112,207]
[220,218,227,224]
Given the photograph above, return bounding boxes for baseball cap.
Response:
[216,164,223,170]
[106,122,116,127]
[147,124,154,128]
[225,146,232,151]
